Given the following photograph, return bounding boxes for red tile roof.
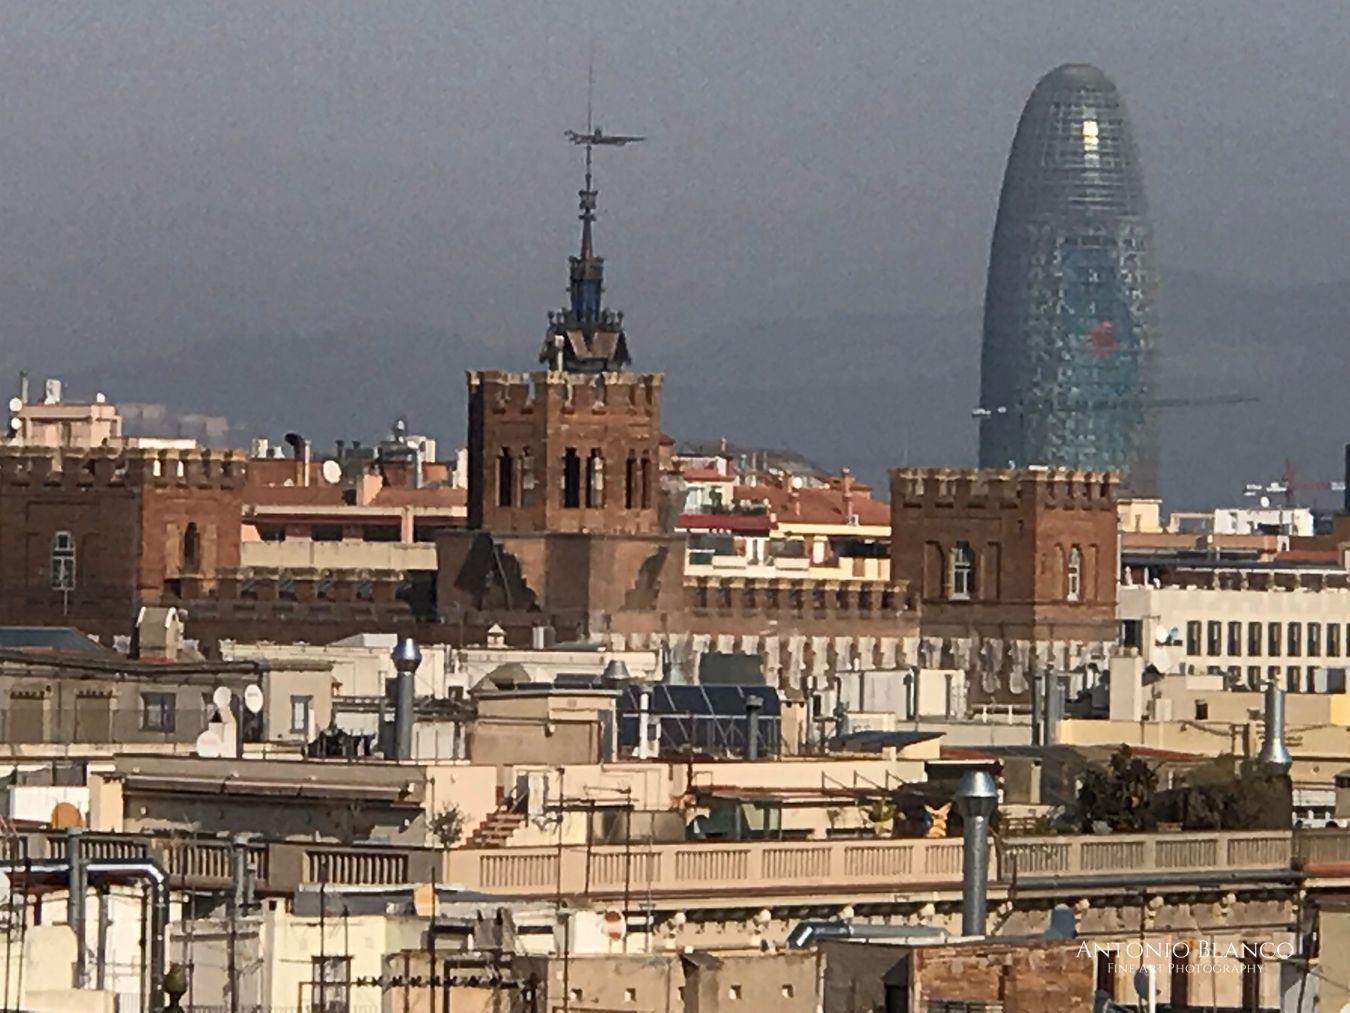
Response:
[733,482,890,527]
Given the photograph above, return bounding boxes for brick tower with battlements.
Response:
[0,447,245,634]
[439,129,685,639]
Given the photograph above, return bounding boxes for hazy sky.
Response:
[0,1,1346,378]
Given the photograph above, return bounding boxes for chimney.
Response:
[745,694,764,761]
[1257,677,1293,770]
[954,769,998,937]
[389,637,421,761]
[637,686,653,759]
[284,433,309,488]
[841,468,855,521]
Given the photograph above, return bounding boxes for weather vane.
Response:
[565,30,644,198]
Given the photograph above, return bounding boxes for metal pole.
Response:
[318,856,328,1013]
[65,828,85,988]
[95,884,109,991]
[229,834,252,1013]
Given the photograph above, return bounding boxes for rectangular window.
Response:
[1206,621,1222,657]
[290,695,313,734]
[1288,622,1302,657]
[1268,623,1282,657]
[1329,623,1342,658]
[1268,665,1282,687]
[141,693,176,733]
[310,955,351,1013]
[1246,666,1262,691]
[1227,622,1242,657]
[1308,622,1322,657]
[1186,621,1202,656]
[1247,622,1262,657]
[1288,666,1302,693]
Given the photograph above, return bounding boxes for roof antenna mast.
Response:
[545,9,645,375]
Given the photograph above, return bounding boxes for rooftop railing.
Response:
[0,827,1334,903]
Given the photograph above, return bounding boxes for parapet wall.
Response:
[468,370,661,417]
[0,447,246,492]
[890,466,1117,511]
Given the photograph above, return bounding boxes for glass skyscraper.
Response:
[978,64,1161,496]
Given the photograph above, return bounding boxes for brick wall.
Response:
[467,370,663,535]
[891,467,1118,643]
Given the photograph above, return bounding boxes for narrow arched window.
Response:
[50,531,76,591]
[585,449,605,508]
[950,542,975,600]
[183,522,201,572]
[497,449,515,508]
[1067,545,1083,602]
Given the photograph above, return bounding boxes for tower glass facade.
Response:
[978,64,1160,495]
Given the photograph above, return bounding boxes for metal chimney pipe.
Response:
[746,694,764,761]
[1043,669,1064,746]
[390,637,422,761]
[954,769,998,938]
[66,827,86,987]
[1258,677,1293,771]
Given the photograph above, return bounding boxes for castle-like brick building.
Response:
[0,146,1122,704]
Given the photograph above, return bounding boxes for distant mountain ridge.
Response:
[56,269,1350,510]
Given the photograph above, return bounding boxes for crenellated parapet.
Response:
[890,466,1117,511]
[469,369,661,418]
[0,446,246,492]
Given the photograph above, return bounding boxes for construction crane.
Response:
[972,392,1258,418]
[1244,457,1345,508]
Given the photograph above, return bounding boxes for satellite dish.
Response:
[6,397,21,413]
[1259,496,1271,508]
[8,418,20,432]
[1154,627,1170,646]
[94,392,106,404]
[212,686,233,711]
[194,731,223,758]
[321,459,342,485]
[243,684,265,715]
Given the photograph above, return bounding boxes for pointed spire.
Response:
[544,122,644,374]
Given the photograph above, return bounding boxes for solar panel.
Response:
[616,684,781,757]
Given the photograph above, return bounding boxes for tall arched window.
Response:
[182,522,201,572]
[950,542,975,600]
[585,449,605,508]
[497,449,515,508]
[1067,545,1083,601]
[50,531,76,591]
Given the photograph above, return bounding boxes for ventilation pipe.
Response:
[283,432,310,487]
[954,769,998,938]
[745,694,764,761]
[4,856,168,1013]
[390,637,421,761]
[637,686,652,759]
[1257,677,1293,770]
